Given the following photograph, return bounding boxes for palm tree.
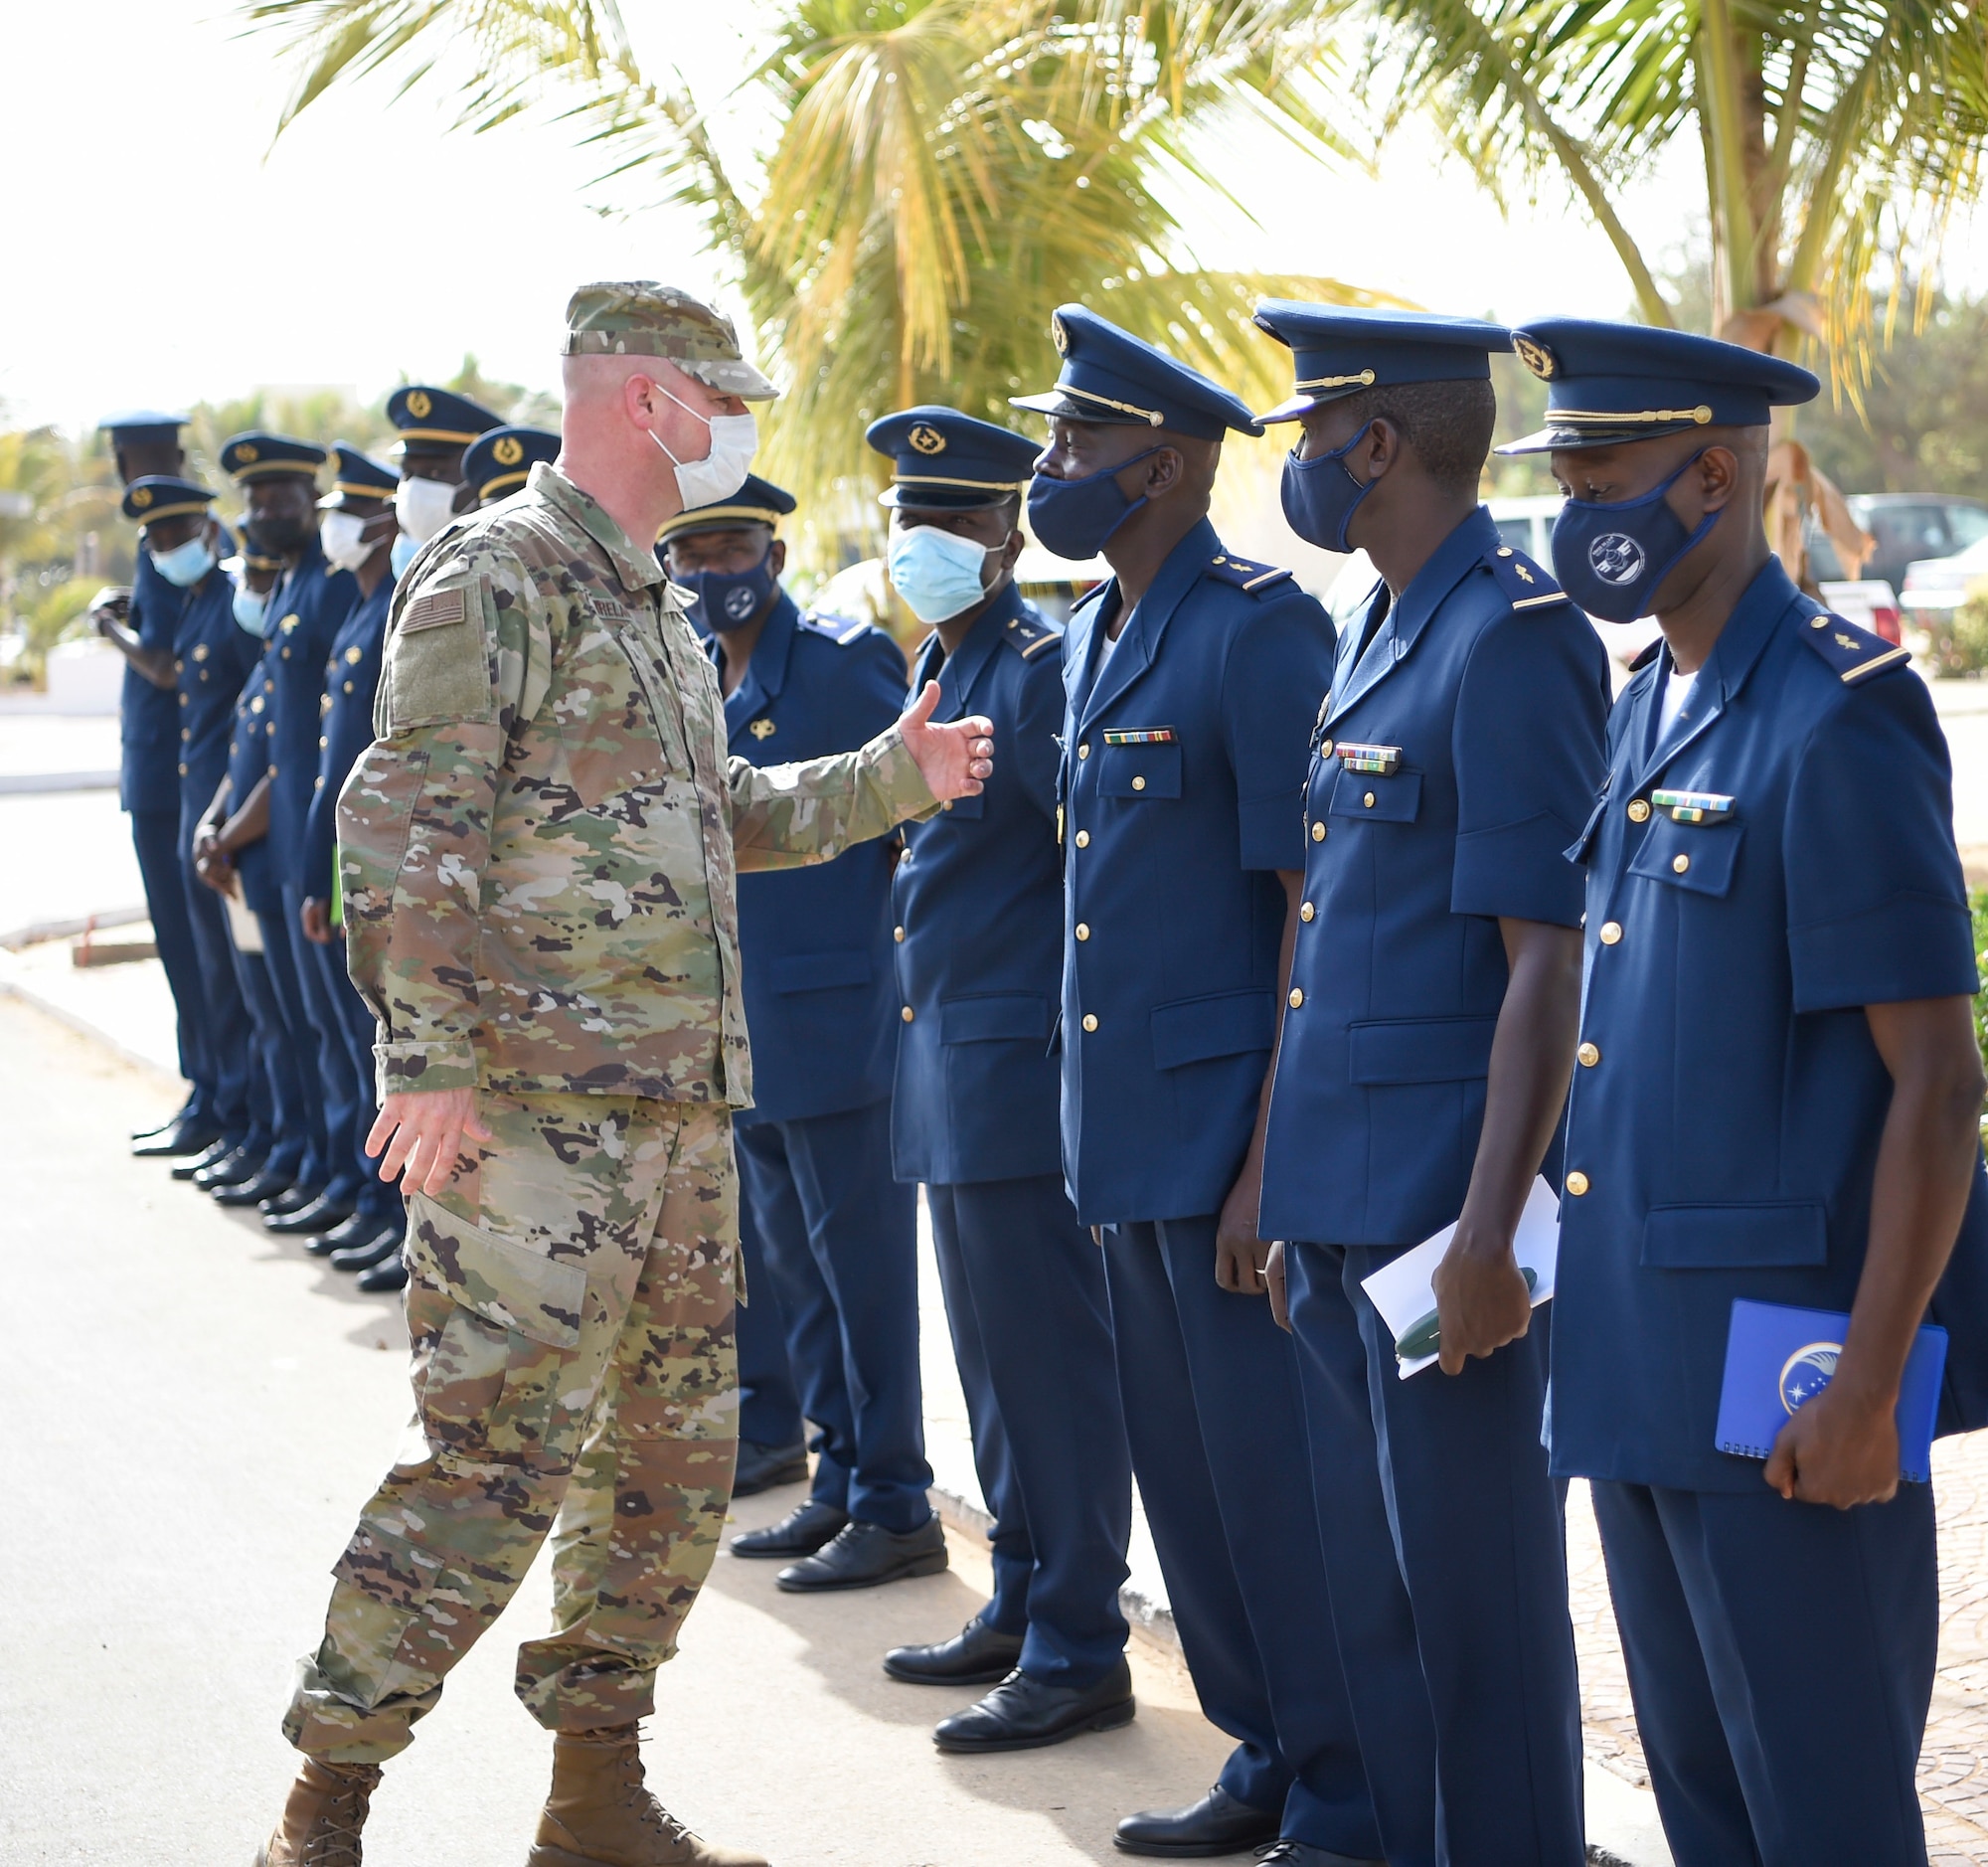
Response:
[1343,0,1988,576]
[243,0,1388,541]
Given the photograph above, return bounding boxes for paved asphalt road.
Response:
[0,996,1237,1867]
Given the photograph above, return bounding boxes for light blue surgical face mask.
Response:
[888,523,1000,624]
[151,532,217,589]
[390,533,421,579]
[232,585,270,636]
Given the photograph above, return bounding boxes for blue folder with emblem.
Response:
[1716,1298,1947,1482]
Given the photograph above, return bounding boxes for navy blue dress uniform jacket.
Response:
[303,573,395,904]
[707,591,908,1125]
[174,571,261,822]
[1260,508,1611,1247]
[893,582,1065,1185]
[225,643,283,917]
[265,538,359,889]
[1555,557,1988,1492]
[1060,518,1337,1226]
[122,547,183,813]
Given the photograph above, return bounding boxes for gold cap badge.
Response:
[406,389,432,419]
[493,434,523,466]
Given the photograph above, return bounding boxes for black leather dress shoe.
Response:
[214,1167,292,1207]
[731,1498,848,1560]
[1114,1784,1282,1858]
[933,1659,1135,1753]
[885,1615,1027,1687]
[194,1145,263,1191]
[131,1103,191,1143]
[267,1194,358,1240]
[328,1219,405,1273]
[776,1515,948,1593]
[259,1182,321,1217]
[356,1249,409,1293]
[132,1115,218,1158]
[171,1138,235,1181]
[733,1438,809,1496]
[1252,1842,1387,1867]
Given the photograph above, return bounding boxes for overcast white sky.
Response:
[4,3,1974,437]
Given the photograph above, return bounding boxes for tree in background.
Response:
[243,0,1388,541]
[1342,0,1988,577]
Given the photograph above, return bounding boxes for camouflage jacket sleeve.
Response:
[728,723,939,873]
[336,540,544,1096]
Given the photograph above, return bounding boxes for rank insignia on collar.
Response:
[749,718,777,739]
[1101,727,1175,745]
[1336,742,1402,774]
[1649,787,1735,823]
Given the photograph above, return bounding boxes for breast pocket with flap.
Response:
[1328,764,1422,824]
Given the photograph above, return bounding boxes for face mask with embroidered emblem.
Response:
[676,551,778,633]
[1550,451,1718,622]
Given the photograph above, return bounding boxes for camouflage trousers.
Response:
[284,1094,741,1765]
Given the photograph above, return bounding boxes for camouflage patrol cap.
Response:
[563,281,777,401]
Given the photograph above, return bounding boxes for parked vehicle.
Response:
[1805,494,1988,591]
[1901,535,1988,620]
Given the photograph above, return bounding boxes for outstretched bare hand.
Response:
[898,680,994,801]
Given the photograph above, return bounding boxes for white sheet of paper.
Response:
[1359,1175,1562,1378]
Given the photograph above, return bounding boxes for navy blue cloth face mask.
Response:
[1280,422,1375,554]
[676,552,777,633]
[1552,450,1718,622]
[1026,447,1163,561]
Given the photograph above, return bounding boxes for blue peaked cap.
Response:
[1499,317,1819,453]
[121,475,214,526]
[1251,303,1513,424]
[461,425,562,507]
[98,410,189,445]
[1011,304,1260,440]
[220,432,327,482]
[659,471,798,543]
[319,442,399,509]
[866,407,1041,509]
[386,385,505,456]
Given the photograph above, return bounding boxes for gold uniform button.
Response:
[1081,1013,1099,1033]
[1364,791,1376,808]
[1288,988,1304,1009]
[1077,742,1090,760]
[1566,1171,1590,1196]
[1320,738,1333,759]
[177,763,187,776]
[902,1006,914,1023]
[1075,830,1090,848]
[1076,923,1090,940]
[941,799,952,810]
[1299,902,1315,922]
[1673,853,1690,874]
[894,926,905,942]
[1131,774,1146,791]
[1627,798,1651,823]
[1598,921,1622,944]
[1577,1041,1600,1067]
[179,692,189,706]
[1311,821,1326,842]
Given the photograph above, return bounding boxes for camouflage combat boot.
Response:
[253,1758,383,1866]
[526,1727,769,1867]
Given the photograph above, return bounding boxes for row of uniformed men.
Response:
[642,302,1988,1867]
[103,396,564,1292]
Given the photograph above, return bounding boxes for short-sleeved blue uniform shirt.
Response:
[1553,557,1987,1490]
[264,537,359,889]
[1060,518,1337,1226]
[302,569,396,904]
[1259,506,1611,1247]
[893,581,1065,1185]
[224,641,283,917]
[173,569,261,825]
[707,592,909,1126]
[121,547,184,814]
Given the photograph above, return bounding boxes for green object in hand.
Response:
[1396,1266,1538,1362]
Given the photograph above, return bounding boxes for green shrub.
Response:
[1927,593,1988,677]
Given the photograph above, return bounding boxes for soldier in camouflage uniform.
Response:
[256,282,996,1867]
